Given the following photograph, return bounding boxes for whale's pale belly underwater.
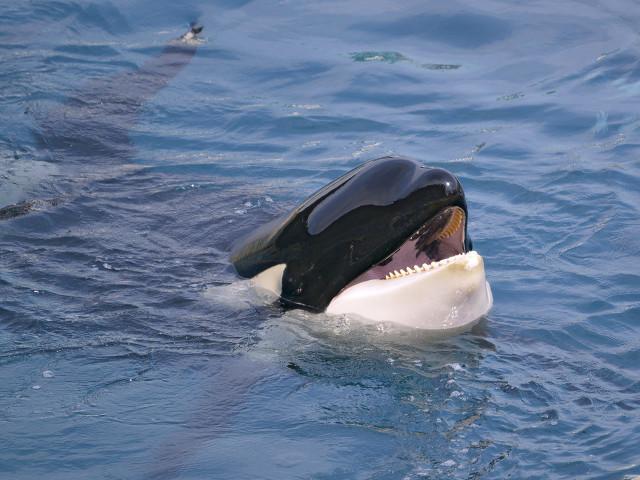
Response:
[231,156,493,332]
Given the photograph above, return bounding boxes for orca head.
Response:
[231,156,492,330]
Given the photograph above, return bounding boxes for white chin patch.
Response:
[251,263,286,299]
[326,251,492,331]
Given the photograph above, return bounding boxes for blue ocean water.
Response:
[1,1,639,478]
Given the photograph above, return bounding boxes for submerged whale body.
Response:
[34,24,204,165]
[231,156,493,331]
[0,24,203,218]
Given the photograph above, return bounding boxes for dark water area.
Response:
[1,1,639,478]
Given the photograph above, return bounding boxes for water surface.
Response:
[1,1,640,478]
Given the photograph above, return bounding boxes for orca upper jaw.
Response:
[325,251,493,331]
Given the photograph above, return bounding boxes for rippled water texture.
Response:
[2,1,640,478]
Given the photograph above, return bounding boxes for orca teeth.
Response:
[383,252,476,280]
[436,206,465,240]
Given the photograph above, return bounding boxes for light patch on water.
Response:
[350,51,409,63]
[0,157,59,206]
[288,103,322,110]
[351,140,382,158]
[302,140,322,149]
[596,48,620,62]
[447,363,464,372]
[232,197,275,216]
[203,279,273,312]
[350,51,462,73]
[421,63,461,70]
[613,77,640,96]
[593,110,608,136]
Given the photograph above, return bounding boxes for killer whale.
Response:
[0,24,203,218]
[33,24,203,164]
[231,156,493,330]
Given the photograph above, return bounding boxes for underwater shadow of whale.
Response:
[1,24,204,219]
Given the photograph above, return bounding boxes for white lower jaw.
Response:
[326,251,492,331]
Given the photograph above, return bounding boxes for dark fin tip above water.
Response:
[179,23,204,43]
[190,23,204,35]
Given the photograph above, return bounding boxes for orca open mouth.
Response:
[343,206,468,289]
[325,204,492,329]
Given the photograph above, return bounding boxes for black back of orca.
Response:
[231,156,471,311]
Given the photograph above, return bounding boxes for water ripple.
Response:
[1,0,640,478]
